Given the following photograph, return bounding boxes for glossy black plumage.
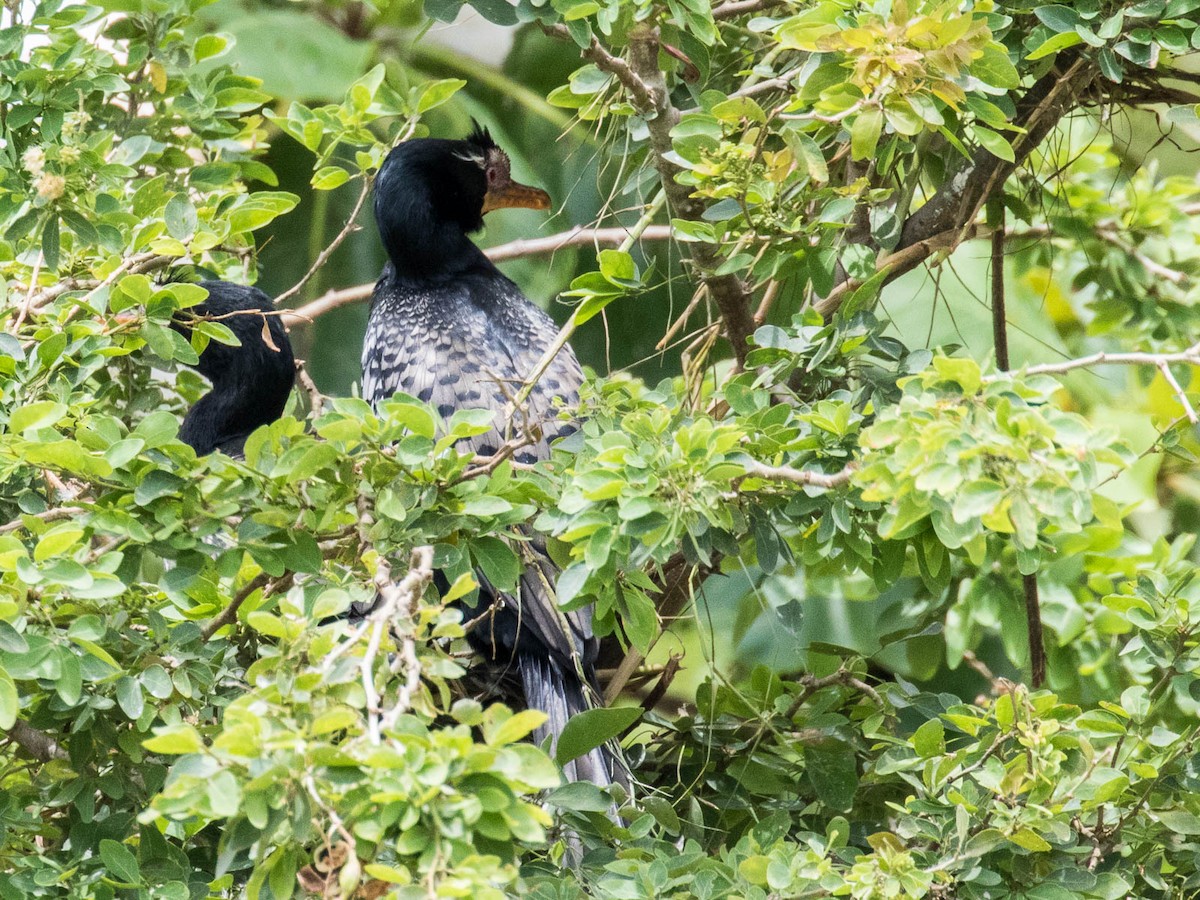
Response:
[171,281,295,457]
[364,127,622,789]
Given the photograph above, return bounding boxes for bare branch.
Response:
[742,459,857,488]
[280,225,675,328]
[295,359,325,417]
[784,668,886,719]
[1157,361,1198,425]
[626,24,756,366]
[986,342,1200,380]
[486,223,673,263]
[361,547,434,740]
[712,0,787,19]
[0,506,87,534]
[819,54,1096,320]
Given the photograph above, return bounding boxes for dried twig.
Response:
[783,668,886,719]
[295,360,325,417]
[361,546,434,741]
[711,0,787,18]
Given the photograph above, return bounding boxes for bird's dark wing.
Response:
[468,531,596,684]
[362,274,582,463]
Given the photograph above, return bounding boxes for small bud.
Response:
[59,146,81,165]
[62,110,91,138]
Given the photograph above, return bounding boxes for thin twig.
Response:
[711,0,786,18]
[753,279,781,325]
[360,546,434,740]
[295,360,325,417]
[200,572,273,641]
[986,342,1200,380]
[11,250,44,333]
[784,668,886,719]
[275,175,373,306]
[1156,361,1198,425]
[509,195,668,412]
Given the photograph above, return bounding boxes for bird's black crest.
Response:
[465,119,497,156]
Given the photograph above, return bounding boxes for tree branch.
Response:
[741,459,857,488]
[280,224,675,328]
[712,0,787,19]
[200,572,273,641]
[625,24,756,366]
[4,718,67,762]
[985,342,1200,380]
[818,53,1096,320]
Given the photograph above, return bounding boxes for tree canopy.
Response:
[4,0,1200,897]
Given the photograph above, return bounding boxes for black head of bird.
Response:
[170,281,295,457]
[373,123,550,280]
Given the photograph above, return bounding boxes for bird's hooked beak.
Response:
[482,174,551,215]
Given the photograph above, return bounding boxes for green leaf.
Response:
[144,724,205,755]
[804,742,858,811]
[912,718,945,757]
[1007,828,1052,852]
[471,537,520,592]
[0,669,16,730]
[598,249,637,285]
[41,216,60,272]
[11,400,67,433]
[99,839,142,885]
[850,107,883,161]
[971,43,1020,89]
[164,193,198,241]
[34,526,84,562]
[490,709,548,746]
[1027,30,1084,60]
[466,0,518,25]
[116,676,144,720]
[417,78,467,114]
[1153,810,1200,834]
[1034,4,1081,31]
[975,126,1015,162]
[546,781,613,812]
[556,705,639,766]
[311,166,349,190]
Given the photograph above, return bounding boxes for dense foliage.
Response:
[3,0,1200,897]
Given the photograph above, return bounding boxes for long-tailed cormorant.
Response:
[363,125,623,789]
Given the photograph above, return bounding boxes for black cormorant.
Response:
[170,281,295,457]
[363,126,623,789]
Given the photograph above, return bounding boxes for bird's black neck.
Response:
[376,178,496,281]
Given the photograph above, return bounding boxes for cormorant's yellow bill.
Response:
[482,177,551,214]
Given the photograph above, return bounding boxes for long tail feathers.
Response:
[516,652,628,794]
